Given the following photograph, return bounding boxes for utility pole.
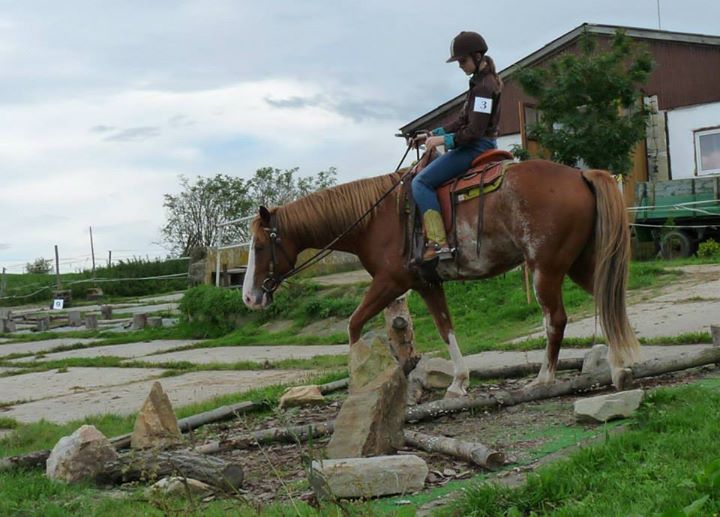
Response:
[656,0,662,29]
[108,250,112,268]
[89,226,96,281]
[54,245,61,289]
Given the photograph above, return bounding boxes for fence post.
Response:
[0,267,6,297]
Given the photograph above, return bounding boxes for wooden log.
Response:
[470,358,583,380]
[631,347,720,379]
[195,421,336,455]
[384,296,420,373]
[403,429,505,469]
[318,378,349,394]
[95,450,244,491]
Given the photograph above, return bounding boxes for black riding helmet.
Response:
[446,31,488,63]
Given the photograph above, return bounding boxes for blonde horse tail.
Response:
[582,169,640,368]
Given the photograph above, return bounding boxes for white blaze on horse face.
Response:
[242,237,261,309]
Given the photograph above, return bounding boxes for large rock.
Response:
[278,385,326,409]
[581,344,610,376]
[131,382,181,449]
[409,356,454,390]
[574,389,644,423]
[309,455,427,499]
[348,334,399,394]
[46,425,118,483]
[327,336,407,458]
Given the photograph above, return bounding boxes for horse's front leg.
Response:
[416,284,468,398]
[348,275,407,344]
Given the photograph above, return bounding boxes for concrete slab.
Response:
[0,338,99,357]
[652,279,720,303]
[8,340,200,363]
[3,369,316,424]
[0,367,165,405]
[133,345,349,365]
[464,344,713,371]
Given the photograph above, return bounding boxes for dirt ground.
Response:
[183,363,720,508]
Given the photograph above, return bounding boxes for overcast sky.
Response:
[1,0,718,273]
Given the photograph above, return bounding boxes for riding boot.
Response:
[421,210,453,262]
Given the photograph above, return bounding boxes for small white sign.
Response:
[473,96,493,114]
[52,299,64,310]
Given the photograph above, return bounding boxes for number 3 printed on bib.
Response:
[473,97,492,114]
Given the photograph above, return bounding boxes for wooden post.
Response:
[523,263,532,304]
[0,267,6,297]
[54,245,61,289]
[107,250,112,268]
[383,296,420,372]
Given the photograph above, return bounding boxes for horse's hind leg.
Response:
[415,284,468,398]
[530,268,568,385]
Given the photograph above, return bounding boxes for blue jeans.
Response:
[412,138,497,214]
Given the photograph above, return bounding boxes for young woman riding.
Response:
[411,30,503,263]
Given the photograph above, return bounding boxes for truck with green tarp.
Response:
[633,176,720,258]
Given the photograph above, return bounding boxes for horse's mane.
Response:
[251,172,401,245]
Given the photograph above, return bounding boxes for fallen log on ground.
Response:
[406,346,720,422]
[469,357,583,380]
[95,450,244,491]
[403,429,505,468]
[194,421,337,455]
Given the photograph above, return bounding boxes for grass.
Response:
[443,377,720,517]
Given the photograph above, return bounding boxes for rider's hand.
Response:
[424,135,444,150]
[410,132,429,149]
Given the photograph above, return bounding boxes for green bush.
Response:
[178,284,248,334]
[697,239,720,260]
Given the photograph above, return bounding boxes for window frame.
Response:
[694,126,720,176]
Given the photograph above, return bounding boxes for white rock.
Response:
[146,476,214,498]
[46,425,118,483]
[581,344,610,375]
[574,389,644,423]
[409,356,454,390]
[309,455,427,499]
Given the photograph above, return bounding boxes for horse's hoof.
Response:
[612,368,636,391]
[444,386,467,399]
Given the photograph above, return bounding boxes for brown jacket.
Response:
[435,69,501,149]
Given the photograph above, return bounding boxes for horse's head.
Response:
[242,206,299,310]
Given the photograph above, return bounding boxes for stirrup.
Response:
[422,242,454,263]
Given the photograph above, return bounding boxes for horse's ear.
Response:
[259,206,271,224]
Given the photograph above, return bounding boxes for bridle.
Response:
[257,143,415,296]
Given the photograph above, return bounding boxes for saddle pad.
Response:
[438,159,515,232]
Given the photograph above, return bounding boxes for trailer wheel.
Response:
[660,230,693,259]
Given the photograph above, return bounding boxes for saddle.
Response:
[403,148,515,279]
[437,149,514,233]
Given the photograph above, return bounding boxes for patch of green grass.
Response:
[0,417,18,429]
[445,379,720,517]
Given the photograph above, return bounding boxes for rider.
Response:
[411,31,503,263]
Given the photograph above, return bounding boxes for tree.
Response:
[161,167,337,256]
[515,29,654,175]
[26,257,53,274]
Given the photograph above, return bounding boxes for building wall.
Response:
[667,100,720,179]
[496,133,521,153]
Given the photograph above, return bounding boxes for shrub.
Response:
[697,239,720,260]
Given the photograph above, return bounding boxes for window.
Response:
[695,127,720,176]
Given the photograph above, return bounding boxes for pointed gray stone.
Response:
[581,344,610,376]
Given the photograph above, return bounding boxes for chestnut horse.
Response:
[242,159,640,396]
